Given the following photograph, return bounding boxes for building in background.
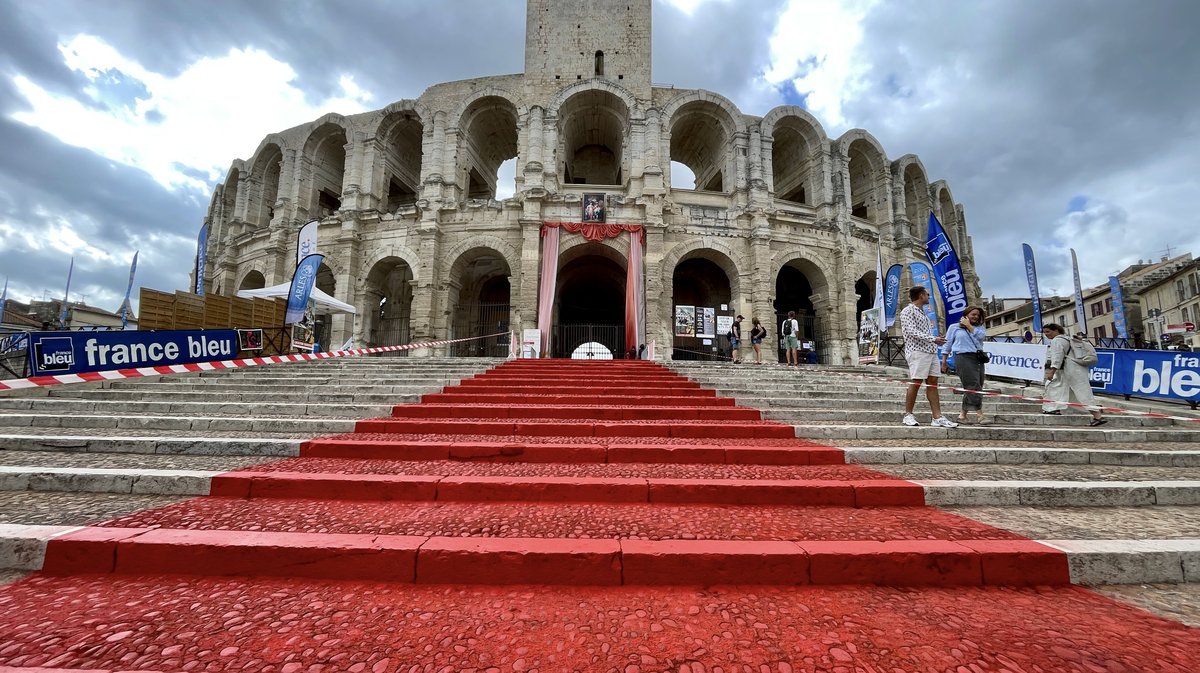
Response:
[1135,257,1200,349]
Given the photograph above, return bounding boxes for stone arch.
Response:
[356,244,422,285]
[771,249,836,358]
[445,244,514,356]
[237,269,266,292]
[770,248,835,302]
[247,138,285,228]
[762,106,827,205]
[663,91,745,193]
[659,238,745,304]
[557,233,630,266]
[439,235,520,286]
[374,106,425,212]
[547,79,639,120]
[302,120,350,218]
[893,154,931,228]
[363,255,417,350]
[456,93,521,200]
[931,180,962,248]
[838,129,889,224]
[219,166,240,238]
[557,87,631,186]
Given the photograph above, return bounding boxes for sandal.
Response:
[975,413,988,425]
[1089,418,1107,427]
[1041,410,1062,415]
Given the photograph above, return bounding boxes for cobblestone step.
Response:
[793,423,1200,443]
[0,413,357,433]
[0,433,300,456]
[846,446,1200,466]
[0,398,394,418]
[761,408,1171,427]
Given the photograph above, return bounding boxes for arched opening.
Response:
[460,96,519,200]
[553,246,626,358]
[306,123,348,218]
[365,257,414,355]
[846,139,884,223]
[448,248,512,358]
[669,101,731,193]
[248,144,282,228]
[220,169,239,241]
[311,263,336,351]
[771,119,819,205]
[379,111,423,212]
[937,189,960,249]
[902,163,930,230]
[559,89,628,186]
[671,257,733,361]
[774,260,829,363]
[238,270,266,292]
[855,273,876,324]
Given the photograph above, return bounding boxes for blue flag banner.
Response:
[195,223,209,296]
[120,251,138,330]
[1021,243,1043,333]
[58,257,74,328]
[286,253,325,325]
[1110,276,1129,339]
[1090,349,1199,403]
[27,329,238,377]
[883,264,903,329]
[908,261,940,337]
[0,276,8,324]
[924,213,968,327]
[1071,248,1087,335]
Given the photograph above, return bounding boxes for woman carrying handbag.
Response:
[940,306,990,424]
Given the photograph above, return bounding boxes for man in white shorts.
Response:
[899,286,958,428]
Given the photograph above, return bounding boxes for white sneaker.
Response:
[932,417,959,428]
[902,414,919,427]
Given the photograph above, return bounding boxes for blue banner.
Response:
[27,329,239,376]
[908,261,940,337]
[925,213,968,327]
[195,223,208,296]
[0,276,8,324]
[1071,249,1087,335]
[1109,276,1129,339]
[1090,349,1199,403]
[883,264,903,329]
[1022,243,1043,333]
[286,253,324,325]
[120,251,138,330]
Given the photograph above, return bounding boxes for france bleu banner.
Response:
[1071,249,1087,335]
[1089,349,1199,403]
[1110,276,1129,339]
[883,264,903,329]
[27,329,238,377]
[194,223,209,296]
[924,213,968,326]
[908,261,940,336]
[119,251,138,330]
[58,257,74,328]
[1022,243,1043,333]
[285,253,324,325]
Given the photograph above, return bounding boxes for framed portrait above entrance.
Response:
[582,193,606,223]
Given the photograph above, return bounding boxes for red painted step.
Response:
[422,391,737,405]
[389,403,762,421]
[353,418,797,438]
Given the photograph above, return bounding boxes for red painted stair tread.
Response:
[94,499,1025,542]
[2,575,1199,671]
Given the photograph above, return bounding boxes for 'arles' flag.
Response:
[286,253,325,325]
[924,212,968,327]
[1022,243,1043,333]
[883,264,903,329]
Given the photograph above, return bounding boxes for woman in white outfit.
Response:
[1041,323,1106,426]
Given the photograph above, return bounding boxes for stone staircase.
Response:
[0,357,1198,670]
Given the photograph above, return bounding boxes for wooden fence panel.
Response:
[173,292,205,330]
[203,295,232,329]
[230,297,255,328]
[137,289,176,330]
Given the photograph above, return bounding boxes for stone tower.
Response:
[524,0,652,101]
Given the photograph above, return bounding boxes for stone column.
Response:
[407,222,441,356]
[516,217,543,335]
[644,226,668,359]
[749,214,774,332]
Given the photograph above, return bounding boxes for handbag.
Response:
[964,326,991,363]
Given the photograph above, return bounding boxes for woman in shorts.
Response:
[749,317,767,364]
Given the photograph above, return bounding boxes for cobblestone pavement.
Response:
[0,427,316,439]
[1094,584,1200,627]
[883,464,1200,481]
[940,505,1200,539]
[0,492,190,526]
[0,450,273,470]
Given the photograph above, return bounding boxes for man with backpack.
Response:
[781,311,800,366]
[1041,324,1106,426]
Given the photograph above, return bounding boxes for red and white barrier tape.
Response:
[828,367,1200,425]
[0,332,510,392]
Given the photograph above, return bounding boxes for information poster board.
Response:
[674,305,695,337]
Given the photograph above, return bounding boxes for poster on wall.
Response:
[716,315,734,338]
[698,307,716,338]
[236,328,263,352]
[582,193,606,223]
[291,323,315,353]
[858,307,882,364]
[674,305,696,337]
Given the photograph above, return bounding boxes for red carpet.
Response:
[2,359,1197,670]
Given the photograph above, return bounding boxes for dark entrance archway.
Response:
[553,248,626,358]
[672,257,733,360]
[774,262,828,363]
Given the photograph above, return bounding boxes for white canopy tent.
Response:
[235,283,356,315]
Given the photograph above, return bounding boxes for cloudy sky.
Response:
[1,0,1197,313]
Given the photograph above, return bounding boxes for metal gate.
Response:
[775,313,830,364]
[553,324,625,359]
[450,303,511,357]
[372,317,411,357]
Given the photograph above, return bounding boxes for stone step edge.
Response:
[17,525,1071,587]
[793,425,1200,441]
[844,446,1200,467]
[3,466,1200,507]
[0,434,301,456]
[0,413,359,431]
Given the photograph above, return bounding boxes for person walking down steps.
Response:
[942,305,990,425]
[1042,324,1106,426]
[900,286,958,428]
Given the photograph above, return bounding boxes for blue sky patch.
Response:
[1067,195,1089,213]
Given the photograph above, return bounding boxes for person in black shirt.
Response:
[729,314,744,364]
[749,317,767,364]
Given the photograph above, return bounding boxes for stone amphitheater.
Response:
[198,0,981,363]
